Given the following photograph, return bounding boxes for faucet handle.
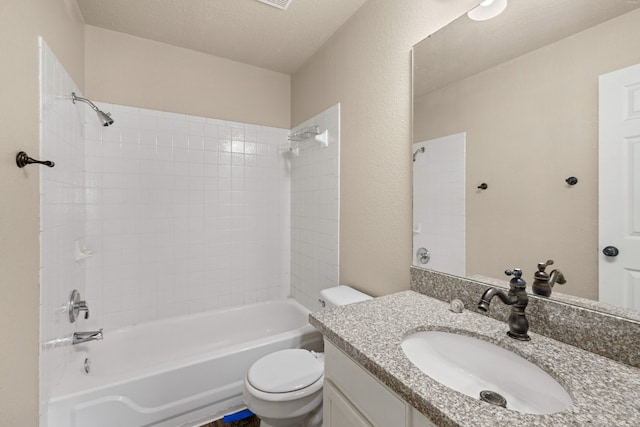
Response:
[76,300,90,319]
[505,268,526,288]
[505,268,522,278]
[537,260,554,272]
[69,290,90,322]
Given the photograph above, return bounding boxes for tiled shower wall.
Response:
[39,39,87,421]
[412,133,465,276]
[82,104,291,330]
[290,104,340,310]
[39,39,338,423]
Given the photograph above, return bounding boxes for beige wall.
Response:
[85,26,291,129]
[0,0,483,421]
[414,8,640,300]
[291,0,479,297]
[0,0,85,424]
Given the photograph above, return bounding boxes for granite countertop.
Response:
[309,291,640,427]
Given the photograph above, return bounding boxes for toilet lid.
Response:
[248,349,323,393]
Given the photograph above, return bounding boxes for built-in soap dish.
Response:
[75,239,94,261]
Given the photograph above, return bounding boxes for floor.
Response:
[200,415,261,427]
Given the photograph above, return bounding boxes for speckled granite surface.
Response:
[310,291,640,427]
[411,268,640,367]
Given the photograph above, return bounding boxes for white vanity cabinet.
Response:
[323,340,436,427]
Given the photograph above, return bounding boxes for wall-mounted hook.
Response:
[565,176,578,186]
[477,183,488,190]
[16,151,54,168]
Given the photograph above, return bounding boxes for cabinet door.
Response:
[324,380,372,427]
[325,341,407,426]
[409,407,438,427]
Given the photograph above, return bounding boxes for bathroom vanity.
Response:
[324,340,434,427]
[310,290,640,426]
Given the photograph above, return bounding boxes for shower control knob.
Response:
[602,246,619,257]
[69,290,90,323]
[416,247,430,265]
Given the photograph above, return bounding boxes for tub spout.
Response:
[73,329,103,345]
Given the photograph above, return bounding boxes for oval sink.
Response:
[401,331,572,414]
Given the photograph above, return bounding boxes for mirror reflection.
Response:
[412,0,640,314]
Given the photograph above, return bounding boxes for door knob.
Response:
[602,246,619,257]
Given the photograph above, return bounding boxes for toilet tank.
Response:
[319,286,372,308]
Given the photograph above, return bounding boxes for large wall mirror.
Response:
[412,0,640,318]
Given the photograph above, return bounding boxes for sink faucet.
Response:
[477,269,530,341]
[72,329,103,345]
[531,260,566,297]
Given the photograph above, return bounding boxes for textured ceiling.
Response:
[76,0,369,74]
[414,0,640,98]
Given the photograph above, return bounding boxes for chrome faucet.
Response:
[69,290,90,323]
[72,329,103,345]
[531,260,566,297]
[477,269,530,341]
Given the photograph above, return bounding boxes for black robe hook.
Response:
[16,151,55,168]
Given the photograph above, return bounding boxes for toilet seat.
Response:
[248,349,324,393]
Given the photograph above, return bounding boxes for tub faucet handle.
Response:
[77,300,89,320]
[69,290,90,322]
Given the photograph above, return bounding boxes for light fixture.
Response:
[256,0,292,10]
[467,0,508,21]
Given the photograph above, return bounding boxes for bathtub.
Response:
[48,299,322,427]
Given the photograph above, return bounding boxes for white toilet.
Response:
[243,286,372,427]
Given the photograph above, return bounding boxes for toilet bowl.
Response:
[243,349,324,427]
[242,286,372,427]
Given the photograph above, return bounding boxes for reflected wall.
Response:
[414,8,640,300]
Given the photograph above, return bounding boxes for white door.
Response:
[599,63,640,310]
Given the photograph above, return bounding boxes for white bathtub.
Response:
[48,299,322,427]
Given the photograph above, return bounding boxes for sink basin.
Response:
[401,331,572,414]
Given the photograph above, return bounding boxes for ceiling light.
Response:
[467,0,508,21]
[257,0,293,10]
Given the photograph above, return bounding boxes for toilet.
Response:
[243,286,372,427]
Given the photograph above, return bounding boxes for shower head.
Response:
[71,92,114,126]
[95,109,114,127]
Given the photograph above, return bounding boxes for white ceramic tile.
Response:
[289,104,340,311]
[40,44,337,419]
[412,133,465,277]
[81,103,292,326]
[39,40,87,421]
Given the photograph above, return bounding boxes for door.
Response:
[599,63,640,310]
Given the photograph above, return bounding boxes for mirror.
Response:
[412,0,640,317]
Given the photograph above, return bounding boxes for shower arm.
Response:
[71,92,100,112]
